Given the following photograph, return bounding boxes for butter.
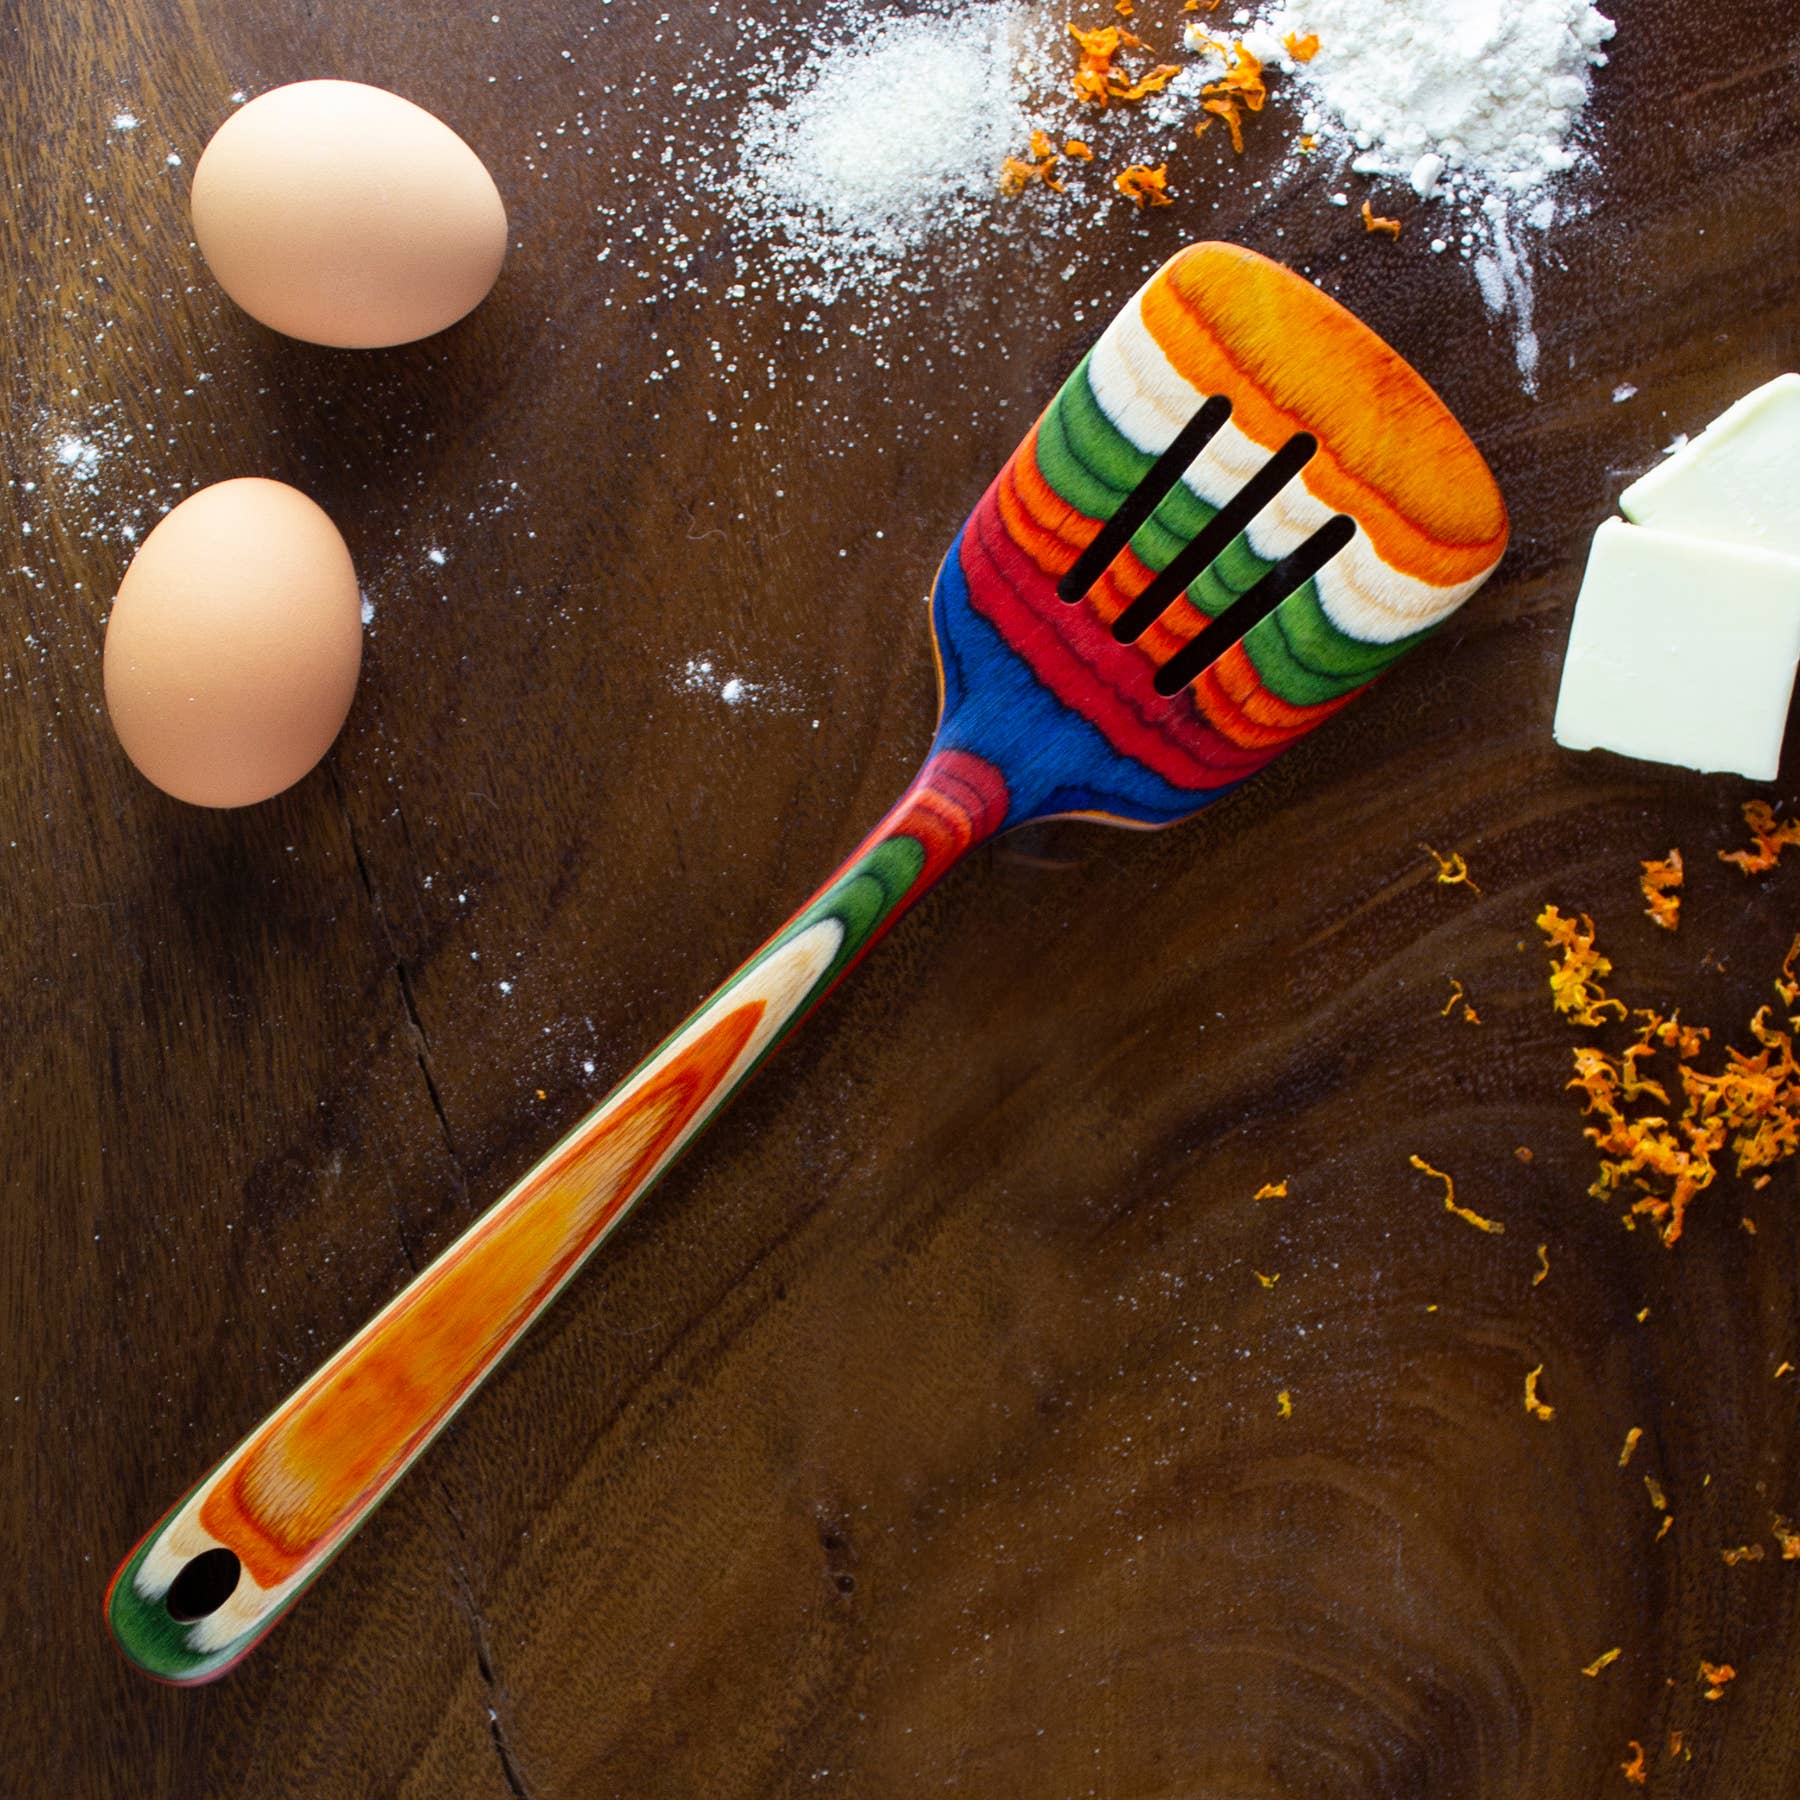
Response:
[1621,374,1800,559]
[1553,518,1800,782]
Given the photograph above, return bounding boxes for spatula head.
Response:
[926,241,1509,831]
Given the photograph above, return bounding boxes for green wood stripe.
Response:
[1246,582,1438,704]
[1033,354,1157,520]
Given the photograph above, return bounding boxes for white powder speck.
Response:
[1612,383,1637,403]
[1662,433,1689,456]
[360,594,375,626]
[53,435,101,481]
[426,547,447,566]
[111,112,140,132]
[719,676,747,706]
[498,980,513,995]
[165,151,182,167]
[582,1059,596,1076]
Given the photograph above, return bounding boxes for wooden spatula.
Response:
[108,241,1508,1682]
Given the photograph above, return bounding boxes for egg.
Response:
[191,80,508,349]
[103,479,363,808]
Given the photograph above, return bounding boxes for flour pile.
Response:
[1227,0,1614,197]
[1206,0,1617,386]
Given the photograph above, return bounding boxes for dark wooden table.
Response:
[4,1,1799,1793]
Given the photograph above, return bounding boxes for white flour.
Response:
[1212,0,1616,386]
[1231,0,1614,195]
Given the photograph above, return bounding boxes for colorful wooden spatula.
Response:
[108,241,1508,1681]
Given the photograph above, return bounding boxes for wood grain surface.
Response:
[3,1,1798,1793]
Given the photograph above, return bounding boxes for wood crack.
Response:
[440,1489,535,1800]
[326,760,471,1244]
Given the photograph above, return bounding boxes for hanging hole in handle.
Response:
[166,1547,242,1622]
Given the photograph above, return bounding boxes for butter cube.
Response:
[1621,373,1800,559]
[1553,518,1800,782]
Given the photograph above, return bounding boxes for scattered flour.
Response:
[680,656,763,708]
[675,655,811,715]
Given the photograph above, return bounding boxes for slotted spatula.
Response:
[109,241,1508,1681]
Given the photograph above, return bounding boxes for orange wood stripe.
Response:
[202,1004,765,1585]
[1139,244,1508,588]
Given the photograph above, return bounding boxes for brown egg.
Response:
[103,479,363,808]
[191,80,507,349]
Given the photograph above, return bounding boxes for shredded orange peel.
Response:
[1699,1660,1736,1700]
[1424,844,1480,892]
[1440,978,1479,1023]
[1640,849,1683,930]
[1536,905,1626,1026]
[1283,29,1321,61]
[1253,1179,1288,1200]
[1581,1646,1621,1677]
[1619,1426,1642,1467]
[1068,21,1181,108]
[1524,1364,1555,1420]
[1362,199,1402,238]
[1620,1742,1647,1787]
[1721,799,1800,875]
[1114,162,1173,207]
[1410,1153,1504,1234]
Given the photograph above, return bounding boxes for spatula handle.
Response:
[107,748,1008,1683]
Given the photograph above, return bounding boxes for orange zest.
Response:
[1699,1660,1736,1700]
[1525,1364,1555,1421]
[1362,199,1402,238]
[1620,1742,1647,1787]
[1001,130,1067,197]
[1720,799,1800,874]
[1722,1543,1765,1565]
[1115,162,1173,207]
[1191,40,1266,156]
[1068,22,1180,108]
[1410,1153,1504,1233]
[1533,1243,1549,1287]
[1253,1179,1288,1200]
[1441,977,1478,1023]
[1424,844,1480,892]
[1064,137,1094,161]
[1641,849,1683,930]
[1537,905,1627,1026]
[1582,1646,1622,1677]
[1196,97,1245,152]
[1619,1426,1642,1467]
[1283,30,1321,61]
[1773,1515,1800,1559]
